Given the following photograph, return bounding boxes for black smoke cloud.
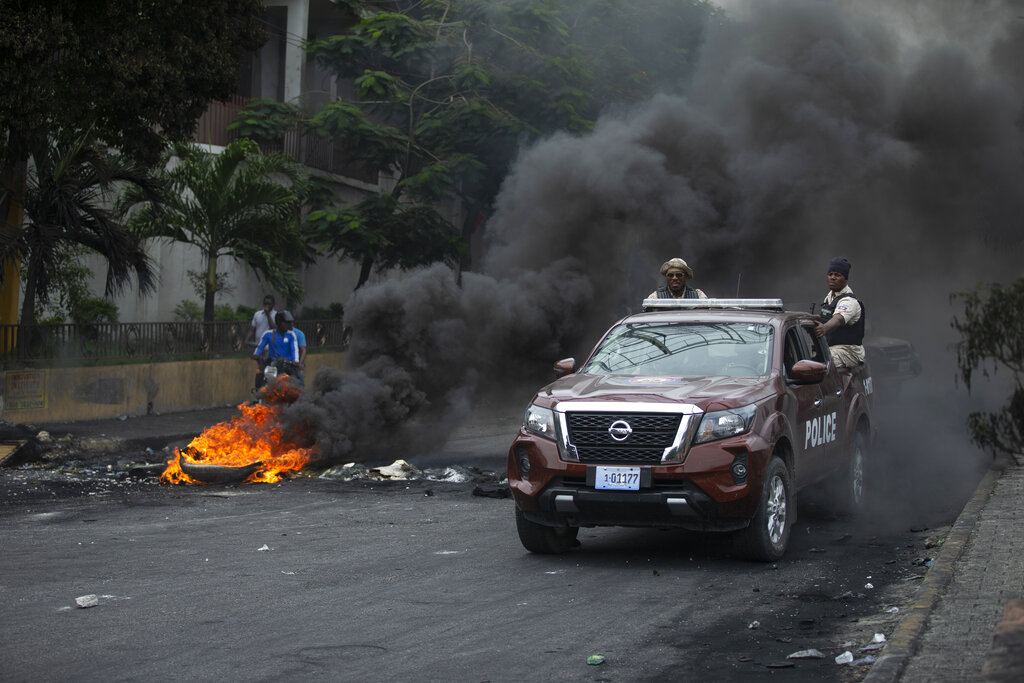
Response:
[282,1,1023,505]
[280,261,593,461]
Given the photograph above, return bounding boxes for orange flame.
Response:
[161,379,317,485]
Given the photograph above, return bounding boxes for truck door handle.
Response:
[835,390,842,396]
[813,399,822,407]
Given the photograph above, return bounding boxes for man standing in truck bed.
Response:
[648,257,708,300]
[815,256,865,368]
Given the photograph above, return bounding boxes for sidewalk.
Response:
[865,458,1024,683]
[30,405,242,450]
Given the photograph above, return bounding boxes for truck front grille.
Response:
[565,412,685,465]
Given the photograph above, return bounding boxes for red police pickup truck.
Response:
[507,299,874,561]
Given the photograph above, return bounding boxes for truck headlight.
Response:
[694,404,757,444]
[524,404,556,440]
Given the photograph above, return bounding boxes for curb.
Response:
[862,463,1005,683]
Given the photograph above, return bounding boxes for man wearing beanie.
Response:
[648,257,708,300]
[815,256,865,368]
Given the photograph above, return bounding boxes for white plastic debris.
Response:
[787,649,826,660]
[835,651,854,665]
[885,606,900,614]
[747,620,761,630]
[873,633,887,643]
[75,594,99,608]
[37,430,52,443]
[372,459,419,480]
[865,582,874,589]
[258,544,270,551]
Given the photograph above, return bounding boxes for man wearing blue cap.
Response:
[815,257,865,368]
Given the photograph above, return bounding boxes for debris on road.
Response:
[0,439,38,468]
[320,460,502,484]
[75,594,99,608]
[748,620,761,630]
[586,655,605,666]
[373,459,417,479]
[787,649,826,659]
[835,651,854,664]
[472,484,510,498]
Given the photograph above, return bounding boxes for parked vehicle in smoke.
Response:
[863,335,922,397]
[507,299,874,561]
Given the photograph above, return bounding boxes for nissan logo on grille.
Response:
[608,419,633,441]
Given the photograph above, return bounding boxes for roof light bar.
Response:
[641,298,785,311]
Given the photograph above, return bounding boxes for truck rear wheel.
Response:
[515,507,579,554]
[736,456,792,562]
[828,431,867,516]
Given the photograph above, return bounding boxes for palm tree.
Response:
[0,130,158,330]
[122,139,311,322]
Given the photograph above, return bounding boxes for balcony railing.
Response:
[193,99,379,185]
[0,320,350,369]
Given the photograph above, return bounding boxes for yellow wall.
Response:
[0,352,347,424]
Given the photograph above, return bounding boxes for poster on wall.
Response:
[4,370,47,411]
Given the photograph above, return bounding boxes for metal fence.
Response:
[0,320,350,368]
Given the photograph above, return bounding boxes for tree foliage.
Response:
[0,0,267,309]
[0,0,266,167]
[0,131,158,330]
[122,140,313,322]
[237,0,717,288]
[952,276,1024,461]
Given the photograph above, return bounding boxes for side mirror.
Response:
[553,358,576,378]
[789,359,827,384]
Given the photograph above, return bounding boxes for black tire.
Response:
[736,457,793,562]
[828,431,867,516]
[515,507,579,554]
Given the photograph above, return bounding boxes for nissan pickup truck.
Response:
[507,299,874,561]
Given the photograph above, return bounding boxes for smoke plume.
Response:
[282,0,1022,517]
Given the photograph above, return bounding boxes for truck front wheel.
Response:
[515,507,579,554]
[736,456,792,562]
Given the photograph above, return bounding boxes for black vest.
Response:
[820,294,865,346]
[656,285,700,299]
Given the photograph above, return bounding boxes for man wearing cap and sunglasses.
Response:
[648,257,708,300]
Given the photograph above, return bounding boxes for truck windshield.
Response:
[581,322,774,378]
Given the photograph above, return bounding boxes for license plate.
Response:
[595,466,641,491]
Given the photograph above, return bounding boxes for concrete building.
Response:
[89,0,463,323]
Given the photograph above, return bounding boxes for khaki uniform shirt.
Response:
[824,285,865,367]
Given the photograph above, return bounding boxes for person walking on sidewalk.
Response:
[246,295,278,351]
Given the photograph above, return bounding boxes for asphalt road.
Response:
[0,474,964,682]
[0,390,986,682]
